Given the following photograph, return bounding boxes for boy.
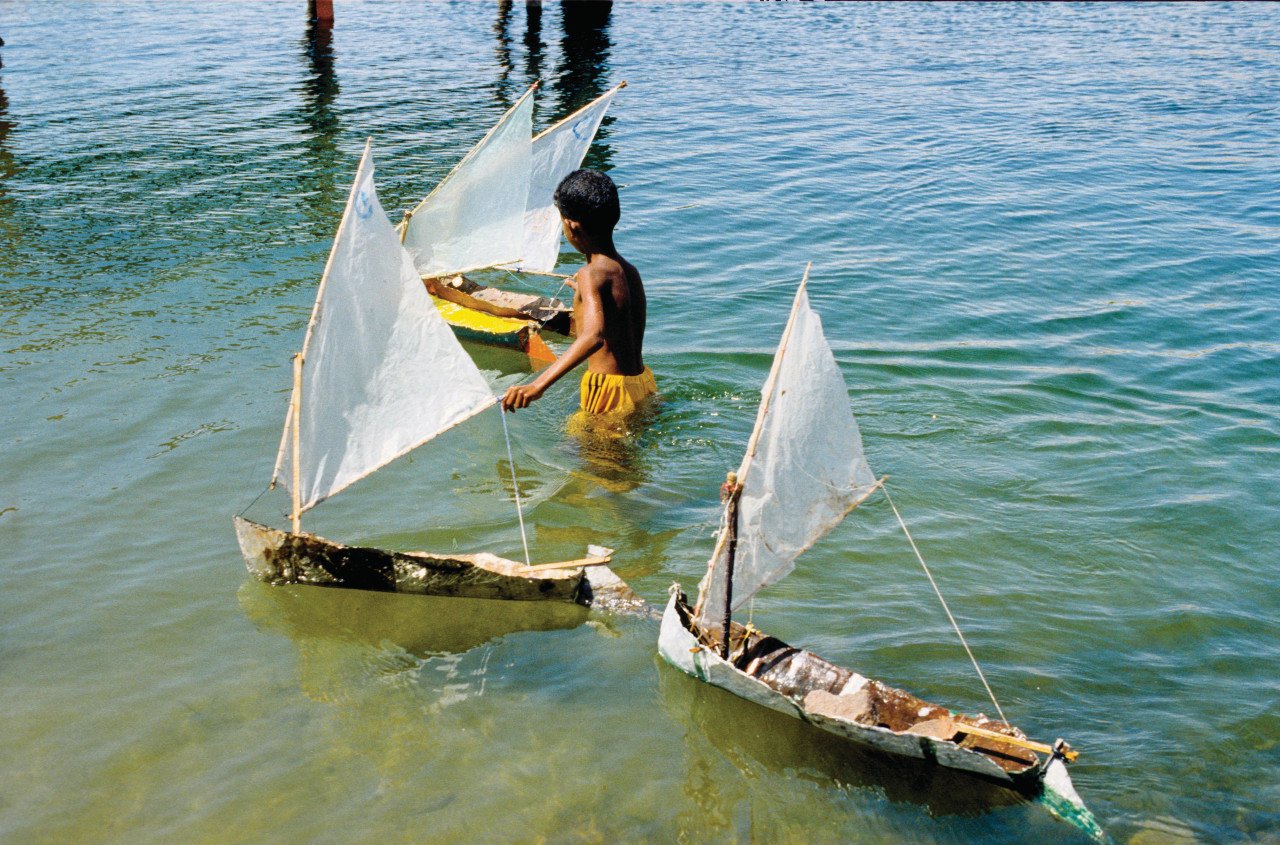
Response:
[501,169,653,415]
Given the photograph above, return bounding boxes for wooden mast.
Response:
[720,474,742,659]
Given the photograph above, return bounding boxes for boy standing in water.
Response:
[501,169,654,415]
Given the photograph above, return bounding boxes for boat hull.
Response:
[431,296,557,364]
[233,517,647,613]
[657,589,1105,840]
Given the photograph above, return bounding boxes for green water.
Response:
[2,3,1277,842]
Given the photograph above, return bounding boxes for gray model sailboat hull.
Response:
[658,590,1107,841]
[234,517,646,614]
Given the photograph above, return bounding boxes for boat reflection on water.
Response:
[239,578,589,660]
[656,657,1030,834]
[238,579,590,699]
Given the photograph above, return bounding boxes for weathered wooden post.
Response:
[309,0,333,24]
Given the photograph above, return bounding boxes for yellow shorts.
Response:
[579,366,657,414]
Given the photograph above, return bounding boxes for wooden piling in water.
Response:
[309,0,333,24]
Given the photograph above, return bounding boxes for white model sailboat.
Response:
[398,81,624,357]
[233,140,641,614]
[658,267,1106,840]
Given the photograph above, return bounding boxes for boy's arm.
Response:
[501,270,605,411]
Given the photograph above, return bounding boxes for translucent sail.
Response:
[274,141,496,512]
[695,279,878,630]
[402,89,535,278]
[515,88,618,273]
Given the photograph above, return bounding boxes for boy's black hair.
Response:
[553,169,620,237]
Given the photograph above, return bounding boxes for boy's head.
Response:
[553,169,619,242]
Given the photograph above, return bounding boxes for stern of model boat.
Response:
[1038,755,1109,842]
[579,565,651,616]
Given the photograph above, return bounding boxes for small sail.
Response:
[695,280,879,631]
[274,141,495,512]
[514,87,618,273]
[402,88,535,277]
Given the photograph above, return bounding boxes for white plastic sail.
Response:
[695,275,879,630]
[402,87,535,278]
[274,141,496,512]
[515,87,618,273]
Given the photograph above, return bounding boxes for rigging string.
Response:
[497,405,533,568]
[237,484,271,519]
[882,485,1008,725]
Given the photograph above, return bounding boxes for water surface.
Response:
[2,3,1278,842]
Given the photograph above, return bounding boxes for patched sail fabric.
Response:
[696,284,878,630]
[515,89,617,273]
[275,142,495,511]
[402,90,534,277]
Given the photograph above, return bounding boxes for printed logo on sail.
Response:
[354,189,374,220]
[571,118,590,140]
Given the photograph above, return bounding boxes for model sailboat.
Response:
[398,81,624,359]
[658,267,1106,840]
[233,140,642,614]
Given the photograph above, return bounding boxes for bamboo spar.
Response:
[290,353,303,534]
[530,80,627,143]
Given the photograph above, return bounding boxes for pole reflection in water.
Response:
[493,0,515,109]
[298,14,343,238]
[524,1,544,89]
[556,0,614,171]
[0,67,17,259]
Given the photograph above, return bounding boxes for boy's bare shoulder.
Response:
[580,255,628,288]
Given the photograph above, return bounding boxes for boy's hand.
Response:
[501,383,544,412]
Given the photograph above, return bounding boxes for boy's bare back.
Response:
[576,253,645,377]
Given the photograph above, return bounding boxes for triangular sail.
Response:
[273,141,496,512]
[514,86,619,273]
[402,87,536,278]
[695,272,879,631]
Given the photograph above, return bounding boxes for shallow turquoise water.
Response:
[2,3,1278,842]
